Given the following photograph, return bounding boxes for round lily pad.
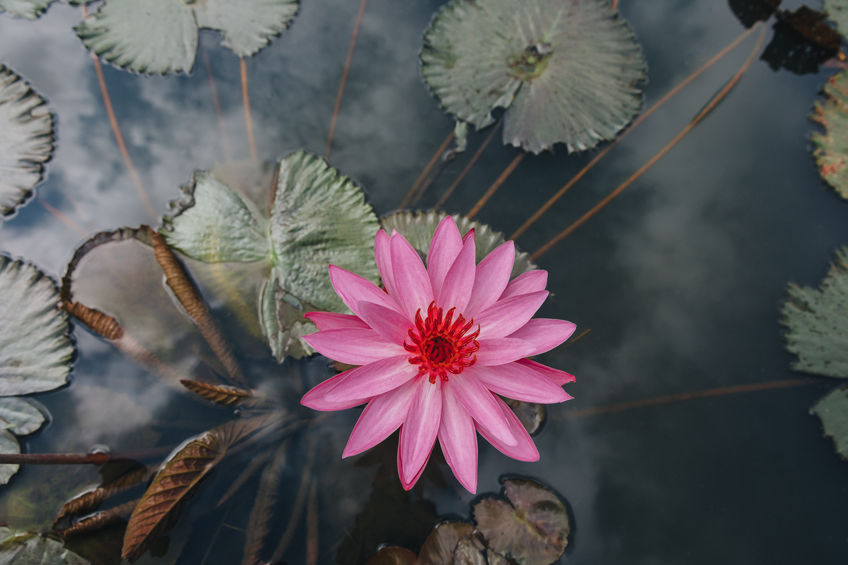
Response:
[0,255,74,396]
[0,429,20,485]
[812,70,848,199]
[421,0,646,153]
[0,65,54,219]
[0,398,45,436]
[812,385,848,460]
[0,0,53,19]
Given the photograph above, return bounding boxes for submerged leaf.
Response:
[0,398,45,436]
[812,385,848,459]
[781,247,848,378]
[0,255,73,396]
[0,0,53,19]
[0,65,54,218]
[76,0,298,74]
[421,0,646,153]
[473,478,569,565]
[812,70,848,198]
[269,151,380,312]
[0,526,89,563]
[0,429,20,485]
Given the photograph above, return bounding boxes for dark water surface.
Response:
[1,1,848,563]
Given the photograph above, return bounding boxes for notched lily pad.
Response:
[0,526,89,563]
[812,385,848,459]
[472,477,570,565]
[812,70,848,198]
[421,0,646,153]
[0,0,53,19]
[381,210,535,278]
[825,0,848,40]
[0,255,74,396]
[0,65,54,219]
[781,246,848,378]
[76,0,298,74]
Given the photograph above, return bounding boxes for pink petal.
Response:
[477,397,540,462]
[302,328,405,365]
[450,372,516,447]
[375,230,399,299]
[301,370,369,411]
[398,432,431,490]
[400,377,442,487]
[439,383,478,493]
[427,216,462,297]
[506,318,576,355]
[391,234,434,320]
[357,301,411,343]
[343,378,418,457]
[516,359,575,386]
[465,241,515,317]
[329,265,400,318]
[475,338,538,366]
[305,311,369,331]
[437,233,476,312]
[475,291,549,338]
[467,363,571,404]
[500,270,548,300]
[325,355,417,402]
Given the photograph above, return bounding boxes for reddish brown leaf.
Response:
[54,465,152,527]
[60,499,138,538]
[180,379,252,406]
[418,521,478,565]
[365,546,417,565]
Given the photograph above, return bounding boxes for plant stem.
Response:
[241,58,258,163]
[466,153,524,220]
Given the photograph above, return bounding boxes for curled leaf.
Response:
[180,379,252,407]
[54,465,152,528]
[259,271,315,362]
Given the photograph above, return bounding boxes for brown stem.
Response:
[434,118,503,210]
[0,446,171,466]
[325,0,369,159]
[203,46,233,162]
[399,130,456,208]
[466,153,525,220]
[241,58,258,163]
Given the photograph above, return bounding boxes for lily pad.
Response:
[421,0,646,153]
[76,0,298,74]
[365,547,417,565]
[418,522,485,565]
[812,70,848,199]
[825,0,848,39]
[0,255,74,396]
[258,270,315,362]
[812,385,848,459]
[472,478,570,565]
[0,65,54,219]
[0,429,20,485]
[0,0,53,18]
[781,247,848,378]
[0,398,45,436]
[381,210,535,278]
[0,526,89,563]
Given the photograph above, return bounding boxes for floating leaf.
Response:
[420,0,646,153]
[76,0,298,74]
[473,478,569,565]
[0,0,53,19]
[179,379,252,407]
[259,271,315,362]
[825,0,848,39]
[0,429,20,485]
[812,70,848,198]
[781,247,848,378]
[381,210,535,278]
[269,151,380,312]
[54,465,152,529]
[762,7,840,75]
[418,522,484,565]
[0,255,73,396]
[812,385,848,459]
[0,526,89,564]
[365,546,418,565]
[0,65,54,218]
[0,398,45,436]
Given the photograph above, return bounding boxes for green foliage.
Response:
[812,385,848,460]
[0,398,45,436]
[0,429,19,485]
[0,0,52,19]
[0,526,89,563]
[824,0,848,39]
[811,69,848,199]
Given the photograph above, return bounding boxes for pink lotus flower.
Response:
[301,217,575,493]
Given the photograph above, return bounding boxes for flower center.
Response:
[404,301,480,384]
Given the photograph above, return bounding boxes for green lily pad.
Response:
[381,210,535,278]
[472,478,570,565]
[0,65,54,219]
[0,526,89,563]
[421,0,646,154]
[0,0,53,18]
[812,70,848,199]
[269,151,380,312]
[0,398,45,436]
[258,270,314,362]
[781,247,848,378]
[825,0,848,39]
[812,385,848,459]
[0,429,20,485]
[76,0,298,74]
[0,255,74,396]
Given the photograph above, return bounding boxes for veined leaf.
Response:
[0,398,45,436]
[0,65,54,219]
[0,0,53,19]
[421,0,646,153]
[812,385,848,459]
[0,255,74,396]
[0,429,20,485]
[180,379,252,406]
[0,526,89,563]
[781,247,848,378]
[473,478,569,565]
[812,70,848,199]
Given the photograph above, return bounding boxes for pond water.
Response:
[1,0,848,563]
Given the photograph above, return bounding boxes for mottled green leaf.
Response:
[0,0,53,18]
[473,478,569,565]
[812,385,848,459]
[812,70,848,199]
[76,0,298,74]
[421,0,646,153]
[381,210,535,278]
[162,171,269,263]
[0,429,20,485]
[0,65,54,219]
[825,0,848,39]
[269,151,380,312]
[0,255,73,396]
[259,270,314,362]
[0,526,89,563]
[0,398,45,436]
[781,247,848,378]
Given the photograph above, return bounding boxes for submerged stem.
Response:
[467,153,525,220]
[435,118,503,210]
[241,58,258,163]
[399,130,456,208]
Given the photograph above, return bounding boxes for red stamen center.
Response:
[404,301,480,384]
